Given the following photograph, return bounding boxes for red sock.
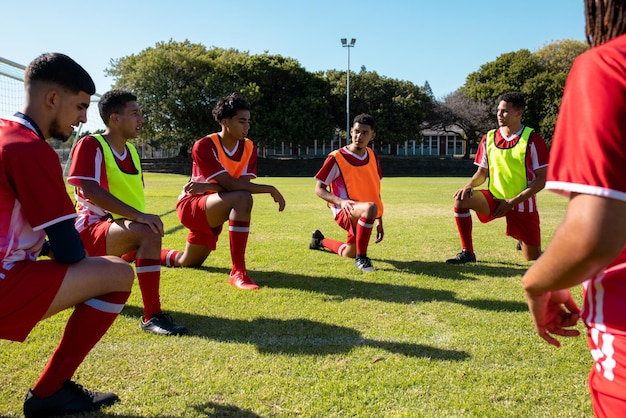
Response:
[31,291,130,398]
[229,220,250,272]
[135,258,162,320]
[160,249,179,267]
[454,208,474,254]
[355,217,374,256]
[321,238,348,257]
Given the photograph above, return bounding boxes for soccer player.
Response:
[67,90,187,336]
[174,92,286,290]
[310,113,384,273]
[522,1,626,416]
[0,53,134,417]
[445,91,549,264]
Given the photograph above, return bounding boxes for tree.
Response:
[324,68,434,146]
[107,40,220,156]
[422,81,435,100]
[107,40,334,155]
[234,53,334,153]
[426,90,494,159]
[461,40,588,146]
[534,39,588,73]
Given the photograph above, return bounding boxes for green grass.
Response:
[0,174,592,417]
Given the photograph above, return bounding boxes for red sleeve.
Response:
[191,137,227,181]
[548,37,626,199]
[314,154,338,184]
[10,140,76,230]
[529,132,549,168]
[67,136,104,186]
[474,136,487,166]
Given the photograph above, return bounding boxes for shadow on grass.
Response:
[259,272,528,313]
[375,258,529,281]
[192,401,262,417]
[122,306,469,361]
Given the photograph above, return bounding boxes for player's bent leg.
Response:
[205,191,252,227]
[227,190,254,221]
[43,256,133,319]
[522,243,542,261]
[106,220,161,259]
[351,201,377,219]
[177,242,212,267]
[341,243,356,259]
[26,257,133,416]
[453,190,491,216]
[350,202,378,219]
[447,190,491,264]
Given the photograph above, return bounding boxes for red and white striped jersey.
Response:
[0,117,77,272]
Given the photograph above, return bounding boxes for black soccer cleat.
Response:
[309,230,325,250]
[24,380,119,417]
[355,256,376,272]
[141,312,188,336]
[445,249,477,264]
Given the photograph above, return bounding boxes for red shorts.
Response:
[587,331,626,417]
[334,208,356,245]
[176,194,222,250]
[79,219,113,256]
[0,260,67,342]
[475,190,541,247]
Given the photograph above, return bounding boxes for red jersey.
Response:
[548,34,626,407]
[474,126,549,213]
[67,135,142,232]
[548,34,626,335]
[179,134,257,199]
[314,146,383,218]
[0,117,77,271]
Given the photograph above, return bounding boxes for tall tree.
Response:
[461,40,587,145]
[325,68,434,145]
[422,81,435,100]
[426,90,494,159]
[107,40,334,155]
[107,40,221,155]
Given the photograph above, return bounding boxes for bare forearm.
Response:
[509,169,546,207]
[509,181,544,207]
[315,183,342,206]
[217,175,274,195]
[467,170,487,188]
[523,194,626,293]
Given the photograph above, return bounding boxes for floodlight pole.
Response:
[341,38,356,149]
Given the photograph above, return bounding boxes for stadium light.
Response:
[341,38,356,148]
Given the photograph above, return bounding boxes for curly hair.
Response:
[212,92,251,122]
[498,91,525,110]
[352,113,376,131]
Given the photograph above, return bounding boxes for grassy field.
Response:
[0,174,592,417]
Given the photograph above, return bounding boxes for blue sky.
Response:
[2,0,585,100]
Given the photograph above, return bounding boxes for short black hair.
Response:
[98,90,137,125]
[498,91,525,110]
[352,113,376,131]
[25,53,95,95]
[212,92,251,122]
